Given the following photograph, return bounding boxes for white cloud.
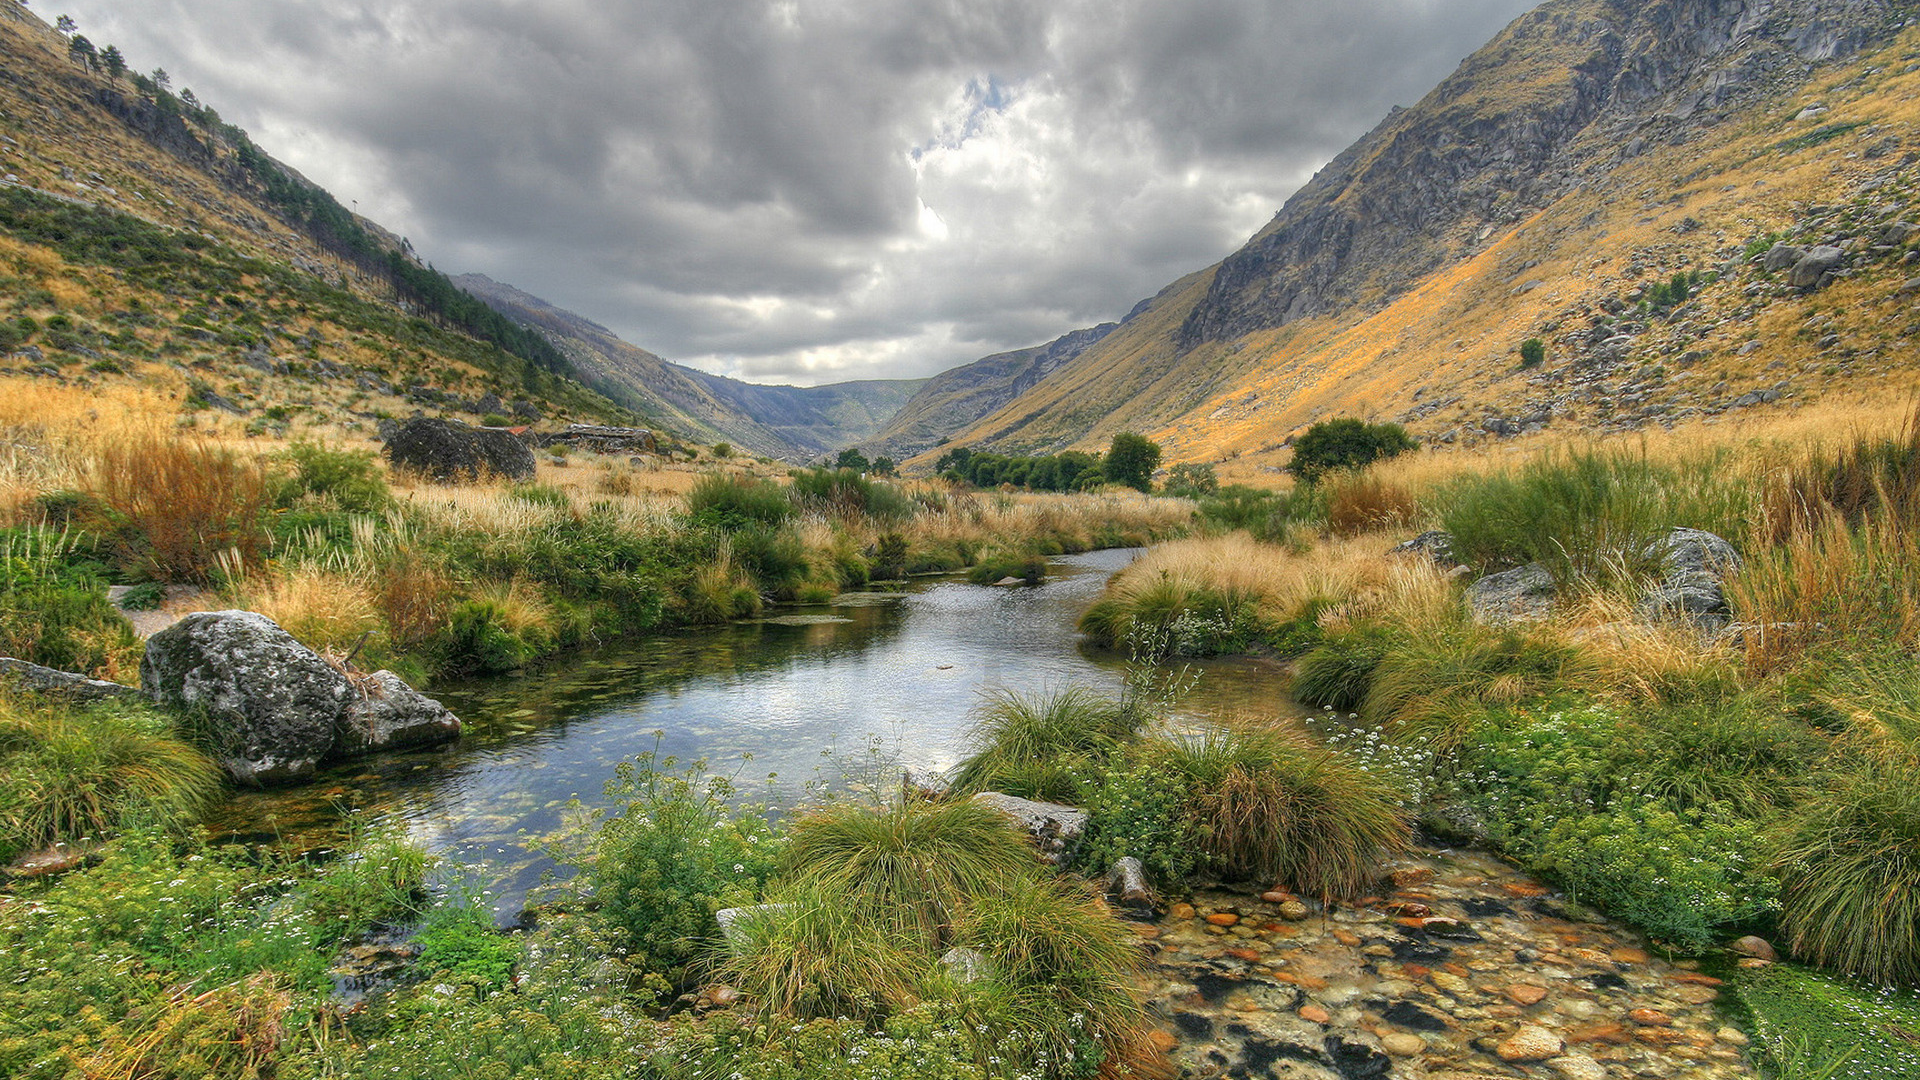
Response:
[59,0,1539,384]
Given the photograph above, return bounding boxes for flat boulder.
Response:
[972,791,1088,864]
[384,417,535,483]
[336,670,462,754]
[0,657,142,703]
[142,611,350,785]
[1466,564,1556,624]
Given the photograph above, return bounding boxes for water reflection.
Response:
[207,549,1295,914]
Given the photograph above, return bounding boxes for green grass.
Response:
[1736,963,1920,1080]
[1775,760,1920,985]
[950,686,1143,802]
[0,691,221,861]
[1157,723,1409,897]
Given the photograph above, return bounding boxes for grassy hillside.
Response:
[0,4,637,441]
[926,0,1920,481]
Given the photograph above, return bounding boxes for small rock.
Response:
[1390,866,1437,889]
[1206,912,1240,927]
[1627,1009,1672,1027]
[1672,983,1720,1005]
[1716,1026,1750,1046]
[1731,935,1777,961]
[1279,900,1311,921]
[1496,1025,1564,1062]
[1467,564,1556,624]
[1505,984,1550,1006]
[1106,856,1153,906]
[1380,1032,1426,1057]
[1298,1004,1331,1024]
[1546,1054,1607,1080]
[1169,902,1196,920]
[1260,889,1291,903]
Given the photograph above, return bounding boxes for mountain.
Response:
[0,4,638,437]
[860,321,1119,462]
[920,0,1920,472]
[453,273,924,461]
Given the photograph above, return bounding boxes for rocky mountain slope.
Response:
[920,0,1920,475]
[452,274,923,461]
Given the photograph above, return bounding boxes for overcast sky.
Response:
[57,0,1538,385]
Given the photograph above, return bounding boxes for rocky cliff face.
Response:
[1179,0,1912,349]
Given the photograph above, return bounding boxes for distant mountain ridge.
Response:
[452,274,923,461]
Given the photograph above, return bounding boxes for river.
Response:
[207,548,1293,915]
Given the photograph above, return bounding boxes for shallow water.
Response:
[209,549,1296,914]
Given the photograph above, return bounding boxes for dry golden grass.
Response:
[1104,532,1398,628]
[243,568,382,654]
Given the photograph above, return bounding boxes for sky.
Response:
[54,0,1539,386]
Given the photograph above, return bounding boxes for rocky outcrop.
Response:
[535,424,658,454]
[384,417,535,483]
[1177,0,1911,349]
[1466,564,1557,624]
[1390,530,1460,569]
[141,611,459,785]
[0,657,142,702]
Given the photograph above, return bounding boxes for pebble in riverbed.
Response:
[1138,847,1753,1080]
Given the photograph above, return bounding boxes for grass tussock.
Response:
[951,686,1143,802]
[84,435,274,585]
[0,691,221,861]
[1775,761,1920,985]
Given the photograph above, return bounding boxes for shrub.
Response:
[687,473,794,530]
[0,526,139,679]
[1080,752,1198,885]
[1158,724,1409,897]
[1287,419,1416,484]
[414,902,517,992]
[1775,762,1920,984]
[1519,337,1546,368]
[790,468,916,522]
[576,747,782,983]
[1164,462,1219,499]
[711,442,732,458]
[0,693,221,860]
[951,687,1141,801]
[275,441,391,513]
[777,798,1038,943]
[1323,471,1420,537]
[85,435,273,584]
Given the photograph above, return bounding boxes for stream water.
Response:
[207,549,1295,915]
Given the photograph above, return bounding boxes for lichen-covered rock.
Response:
[384,417,535,483]
[141,611,351,785]
[1466,564,1556,624]
[972,791,1088,864]
[0,657,142,702]
[1789,244,1847,289]
[336,670,461,754]
[1638,527,1742,629]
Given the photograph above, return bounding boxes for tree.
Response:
[180,87,198,108]
[150,67,169,91]
[871,456,897,477]
[66,33,93,70]
[100,43,124,80]
[1286,419,1417,484]
[834,447,871,472]
[1104,432,1161,493]
[1519,338,1546,369]
[54,13,74,34]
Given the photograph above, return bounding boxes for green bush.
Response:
[275,441,392,513]
[1080,752,1197,885]
[576,747,782,984]
[0,526,138,679]
[1775,761,1920,984]
[1287,419,1416,484]
[687,473,794,530]
[1519,337,1546,368]
[1163,462,1218,499]
[433,598,549,675]
[790,468,916,522]
[414,902,517,992]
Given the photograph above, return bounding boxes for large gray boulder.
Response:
[1466,564,1557,624]
[336,670,462,754]
[142,611,350,785]
[1638,527,1742,630]
[142,611,461,785]
[384,417,535,483]
[1789,245,1846,289]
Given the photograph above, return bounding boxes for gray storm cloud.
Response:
[58,0,1539,384]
